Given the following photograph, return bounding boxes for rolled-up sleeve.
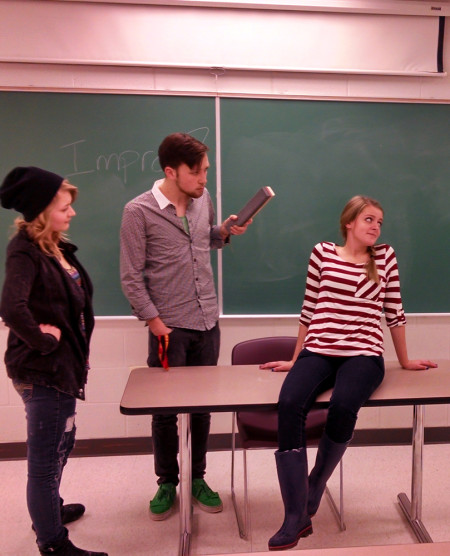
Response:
[383,246,406,328]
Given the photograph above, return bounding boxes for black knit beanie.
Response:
[0,166,64,222]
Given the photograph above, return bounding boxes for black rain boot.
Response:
[307,432,349,517]
[268,449,313,551]
[39,537,108,556]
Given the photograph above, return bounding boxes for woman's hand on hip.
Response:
[39,324,61,341]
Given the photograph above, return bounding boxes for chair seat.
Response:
[237,408,328,448]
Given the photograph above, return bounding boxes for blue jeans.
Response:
[278,349,385,450]
[148,324,220,485]
[14,381,76,549]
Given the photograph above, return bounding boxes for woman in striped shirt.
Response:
[261,195,437,551]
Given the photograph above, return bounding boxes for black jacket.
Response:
[0,229,94,399]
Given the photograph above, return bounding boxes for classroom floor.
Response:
[1,443,449,556]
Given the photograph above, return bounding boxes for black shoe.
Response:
[32,504,86,532]
[39,538,108,556]
[61,504,86,525]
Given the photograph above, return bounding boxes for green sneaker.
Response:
[192,479,223,513]
[149,483,176,520]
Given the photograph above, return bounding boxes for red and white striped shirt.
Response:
[300,242,406,357]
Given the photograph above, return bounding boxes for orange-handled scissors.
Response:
[157,334,170,371]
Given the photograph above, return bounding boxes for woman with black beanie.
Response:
[0,166,107,556]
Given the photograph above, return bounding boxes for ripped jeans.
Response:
[13,381,76,549]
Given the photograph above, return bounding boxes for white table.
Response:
[120,360,450,555]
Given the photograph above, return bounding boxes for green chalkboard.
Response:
[0,92,215,316]
[221,98,450,314]
[1,93,449,316]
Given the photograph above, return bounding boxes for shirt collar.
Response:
[151,178,195,212]
[151,179,171,209]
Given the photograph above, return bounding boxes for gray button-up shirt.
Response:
[120,179,225,330]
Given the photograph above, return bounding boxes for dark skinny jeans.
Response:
[278,349,385,450]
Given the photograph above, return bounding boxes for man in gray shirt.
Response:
[120,132,250,520]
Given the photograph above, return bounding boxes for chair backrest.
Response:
[231,336,327,447]
[231,336,297,365]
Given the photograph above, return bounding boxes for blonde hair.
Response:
[14,180,78,258]
[340,195,383,284]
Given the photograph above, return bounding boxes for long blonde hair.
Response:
[15,180,78,258]
[340,195,383,283]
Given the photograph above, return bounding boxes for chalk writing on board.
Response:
[60,127,210,184]
[60,140,156,184]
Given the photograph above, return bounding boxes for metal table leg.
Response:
[179,413,192,556]
[397,404,433,543]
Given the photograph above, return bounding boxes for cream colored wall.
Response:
[1,315,449,443]
[0,0,449,443]
[1,2,450,99]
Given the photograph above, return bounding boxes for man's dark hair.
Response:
[158,133,209,172]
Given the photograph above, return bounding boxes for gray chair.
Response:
[230,336,345,539]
